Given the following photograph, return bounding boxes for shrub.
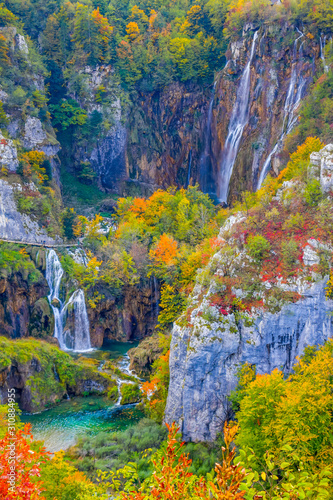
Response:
[304,179,322,206]
[120,383,141,405]
[246,234,271,263]
[281,238,299,269]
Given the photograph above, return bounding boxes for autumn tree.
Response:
[0,423,49,499]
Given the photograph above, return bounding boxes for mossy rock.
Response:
[120,383,141,405]
[51,297,60,308]
[29,297,54,338]
[107,385,119,402]
[0,336,114,412]
[128,335,163,377]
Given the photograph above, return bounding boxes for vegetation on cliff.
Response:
[0,337,116,411]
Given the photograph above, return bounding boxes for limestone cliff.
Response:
[66,22,322,200]
[164,146,333,441]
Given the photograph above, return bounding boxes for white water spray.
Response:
[320,35,329,74]
[257,29,309,189]
[46,249,92,352]
[218,31,258,203]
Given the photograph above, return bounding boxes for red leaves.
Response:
[0,424,50,500]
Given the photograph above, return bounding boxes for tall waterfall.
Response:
[257,30,308,189]
[320,35,329,74]
[200,82,216,194]
[46,249,92,352]
[218,31,258,203]
[186,149,192,188]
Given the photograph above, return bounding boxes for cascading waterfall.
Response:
[46,249,64,348]
[199,81,217,194]
[320,35,329,74]
[46,249,92,352]
[186,149,192,188]
[218,31,258,203]
[257,29,308,190]
[116,353,141,406]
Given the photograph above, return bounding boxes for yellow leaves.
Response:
[126,22,140,41]
[20,151,47,183]
[91,7,113,43]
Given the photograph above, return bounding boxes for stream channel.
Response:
[22,341,144,453]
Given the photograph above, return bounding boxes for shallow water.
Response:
[22,341,142,453]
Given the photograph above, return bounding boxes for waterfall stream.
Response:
[257,29,309,189]
[320,35,329,74]
[46,249,92,352]
[186,149,192,188]
[218,31,258,203]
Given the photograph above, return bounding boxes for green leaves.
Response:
[49,98,87,130]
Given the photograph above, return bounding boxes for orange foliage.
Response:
[130,198,148,216]
[92,7,113,42]
[121,422,247,499]
[149,234,178,266]
[0,423,49,499]
[20,151,47,182]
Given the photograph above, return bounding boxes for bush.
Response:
[281,238,299,269]
[120,383,141,405]
[246,234,271,263]
[304,179,322,206]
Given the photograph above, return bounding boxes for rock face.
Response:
[165,279,333,442]
[310,144,333,193]
[0,179,60,244]
[90,120,127,191]
[0,133,19,172]
[128,335,164,377]
[23,116,60,156]
[83,23,320,199]
[0,350,112,412]
[88,282,159,347]
[0,269,50,339]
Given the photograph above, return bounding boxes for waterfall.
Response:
[218,31,258,203]
[320,35,329,74]
[46,249,92,352]
[62,290,91,351]
[257,29,308,190]
[186,150,192,188]
[46,249,64,347]
[199,82,216,194]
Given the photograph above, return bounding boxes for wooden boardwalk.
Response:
[0,238,79,248]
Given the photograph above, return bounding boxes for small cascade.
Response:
[186,149,192,188]
[115,353,140,406]
[320,35,329,74]
[257,29,309,189]
[46,249,92,352]
[199,81,216,194]
[218,31,258,203]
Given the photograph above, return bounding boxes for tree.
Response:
[0,423,49,499]
[149,234,178,267]
[235,340,333,474]
[126,22,140,41]
[61,207,77,240]
[50,99,87,130]
[0,34,9,66]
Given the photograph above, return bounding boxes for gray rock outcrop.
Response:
[165,279,333,442]
[0,179,58,244]
[0,133,19,171]
[310,144,333,193]
[23,116,60,156]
